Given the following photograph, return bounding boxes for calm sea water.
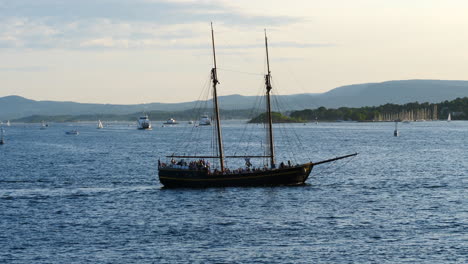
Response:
[0,121,466,263]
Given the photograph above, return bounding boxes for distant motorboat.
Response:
[137,115,152,130]
[65,130,79,135]
[97,120,104,129]
[199,115,211,126]
[188,120,194,125]
[163,118,178,125]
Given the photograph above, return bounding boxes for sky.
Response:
[1,0,468,104]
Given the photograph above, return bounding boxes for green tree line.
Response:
[290,97,468,121]
[248,112,304,123]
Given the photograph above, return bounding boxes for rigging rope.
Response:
[175,73,212,157]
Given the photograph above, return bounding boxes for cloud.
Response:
[0,0,299,25]
[0,0,303,50]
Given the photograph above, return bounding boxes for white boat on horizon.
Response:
[199,115,211,126]
[164,118,178,125]
[447,113,451,122]
[97,120,104,129]
[137,115,152,130]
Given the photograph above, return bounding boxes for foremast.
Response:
[211,23,225,171]
[264,30,276,168]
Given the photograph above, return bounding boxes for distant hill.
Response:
[0,95,199,120]
[1,79,467,120]
[319,80,468,107]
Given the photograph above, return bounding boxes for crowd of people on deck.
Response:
[158,159,210,171]
[158,158,296,175]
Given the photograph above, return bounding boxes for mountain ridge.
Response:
[1,79,467,120]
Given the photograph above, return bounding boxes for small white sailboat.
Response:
[6,120,10,127]
[394,121,399,137]
[97,120,104,129]
[447,113,451,122]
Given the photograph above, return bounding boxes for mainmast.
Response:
[211,23,225,171]
[264,29,276,168]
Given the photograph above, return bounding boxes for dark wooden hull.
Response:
[158,163,313,188]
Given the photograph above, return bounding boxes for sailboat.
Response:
[97,120,104,129]
[447,113,451,122]
[0,127,5,145]
[6,120,10,127]
[158,25,357,188]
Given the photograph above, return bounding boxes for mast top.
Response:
[264,29,272,92]
[211,22,219,84]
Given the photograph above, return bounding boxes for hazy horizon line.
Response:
[3,78,467,105]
